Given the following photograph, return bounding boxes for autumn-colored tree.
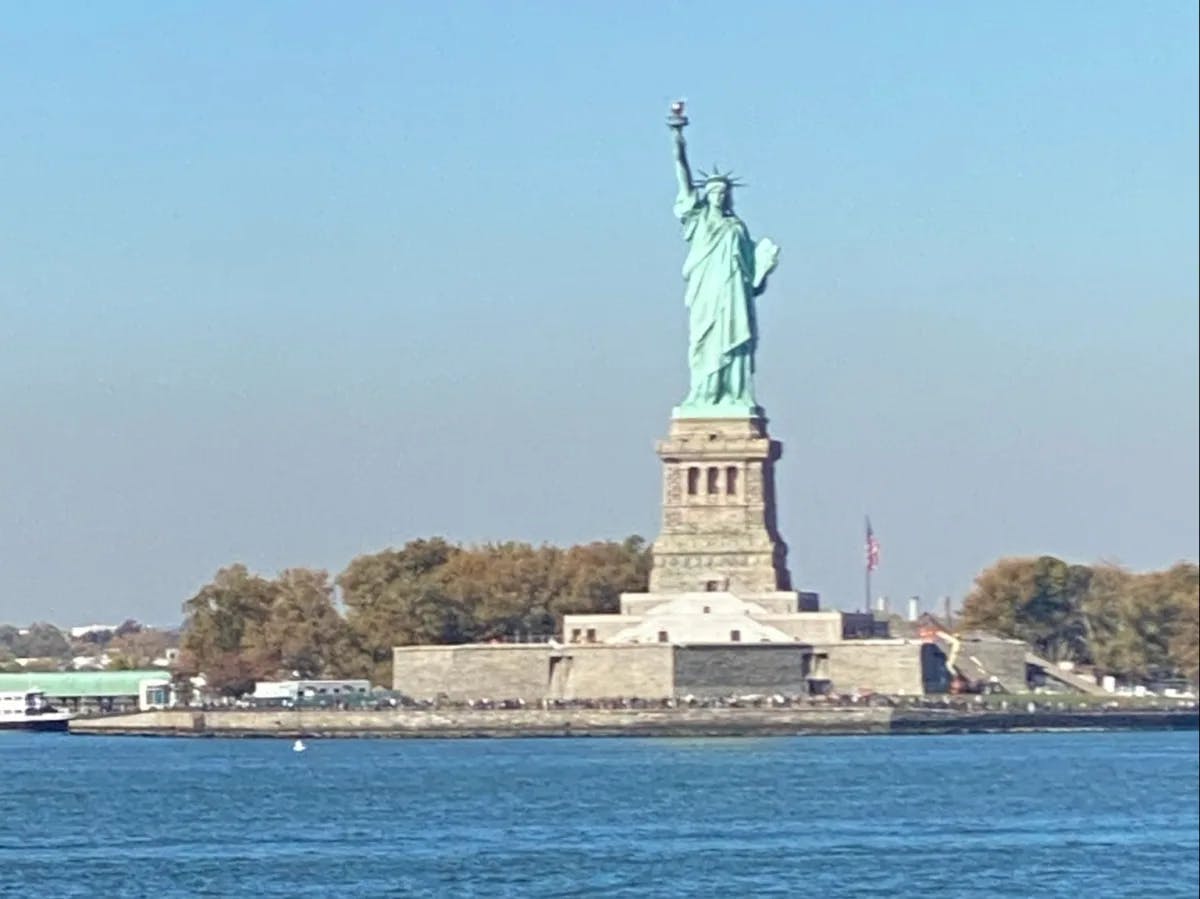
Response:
[438,542,562,640]
[549,536,651,624]
[958,557,1034,638]
[107,626,175,668]
[1168,567,1200,684]
[178,564,277,695]
[260,568,350,679]
[1143,563,1198,681]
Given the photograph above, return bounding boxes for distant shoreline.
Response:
[66,705,1199,739]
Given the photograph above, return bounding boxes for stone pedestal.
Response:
[649,415,792,594]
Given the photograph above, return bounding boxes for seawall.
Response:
[67,706,1199,739]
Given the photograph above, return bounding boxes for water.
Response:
[1,730,1196,897]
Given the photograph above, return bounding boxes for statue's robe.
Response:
[675,188,758,407]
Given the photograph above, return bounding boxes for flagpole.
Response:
[864,516,871,611]
[864,516,878,613]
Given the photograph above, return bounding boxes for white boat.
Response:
[0,690,72,732]
[292,739,306,752]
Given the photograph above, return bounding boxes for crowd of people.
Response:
[222,691,1197,714]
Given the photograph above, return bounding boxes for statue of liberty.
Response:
[668,101,780,416]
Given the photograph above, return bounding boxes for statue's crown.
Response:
[695,165,744,188]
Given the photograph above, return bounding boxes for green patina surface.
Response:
[669,105,780,419]
[671,401,764,420]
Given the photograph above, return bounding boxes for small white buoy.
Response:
[293,739,306,752]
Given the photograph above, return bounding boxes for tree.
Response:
[0,626,19,655]
[12,622,72,660]
[959,557,1034,638]
[338,538,462,685]
[549,536,651,624]
[107,654,142,671]
[963,556,1198,682]
[1168,571,1199,684]
[437,542,562,640]
[260,568,350,679]
[1140,562,1198,681]
[1081,562,1198,681]
[959,556,1090,662]
[179,564,277,696]
[108,627,175,669]
[18,658,63,672]
[1079,563,1136,673]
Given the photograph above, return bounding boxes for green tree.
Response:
[1081,562,1199,681]
[1079,563,1134,671]
[106,654,142,671]
[959,556,1090,662]
[0,626,20,657]
[338,538,462,685]
[9,622,72,660]
[964,557,1198,682]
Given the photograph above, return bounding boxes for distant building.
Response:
[70,654,109,671]
[151,648,180,668]
[252,679,371,704]
[69,624,120,639]
[0,670,172,712]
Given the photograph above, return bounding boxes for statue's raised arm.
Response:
[672,133,693,198]
[667,101,694,199]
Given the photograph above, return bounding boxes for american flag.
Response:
[865,518,880,572]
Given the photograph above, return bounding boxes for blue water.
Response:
[1,730,1196,897]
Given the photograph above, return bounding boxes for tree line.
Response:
[177,536,652,694]
[178,538,1198,696]
[0,620,174,672]
[6,544,1195,695]
[959,556,1198,684]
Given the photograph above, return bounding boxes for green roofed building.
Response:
[0,670,171,712]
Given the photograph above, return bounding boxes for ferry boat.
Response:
[0,689,71,732]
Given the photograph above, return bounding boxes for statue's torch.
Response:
[666,99,689,131]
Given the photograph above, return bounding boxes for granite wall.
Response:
[551,644,674,699]
[392,639,948,702]
[673,645,809,696]
[392,645,549,701]
[823,640,929,695]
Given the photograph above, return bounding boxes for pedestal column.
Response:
[649,415,792,594]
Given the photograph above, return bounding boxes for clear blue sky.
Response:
[2,2,1196,626]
